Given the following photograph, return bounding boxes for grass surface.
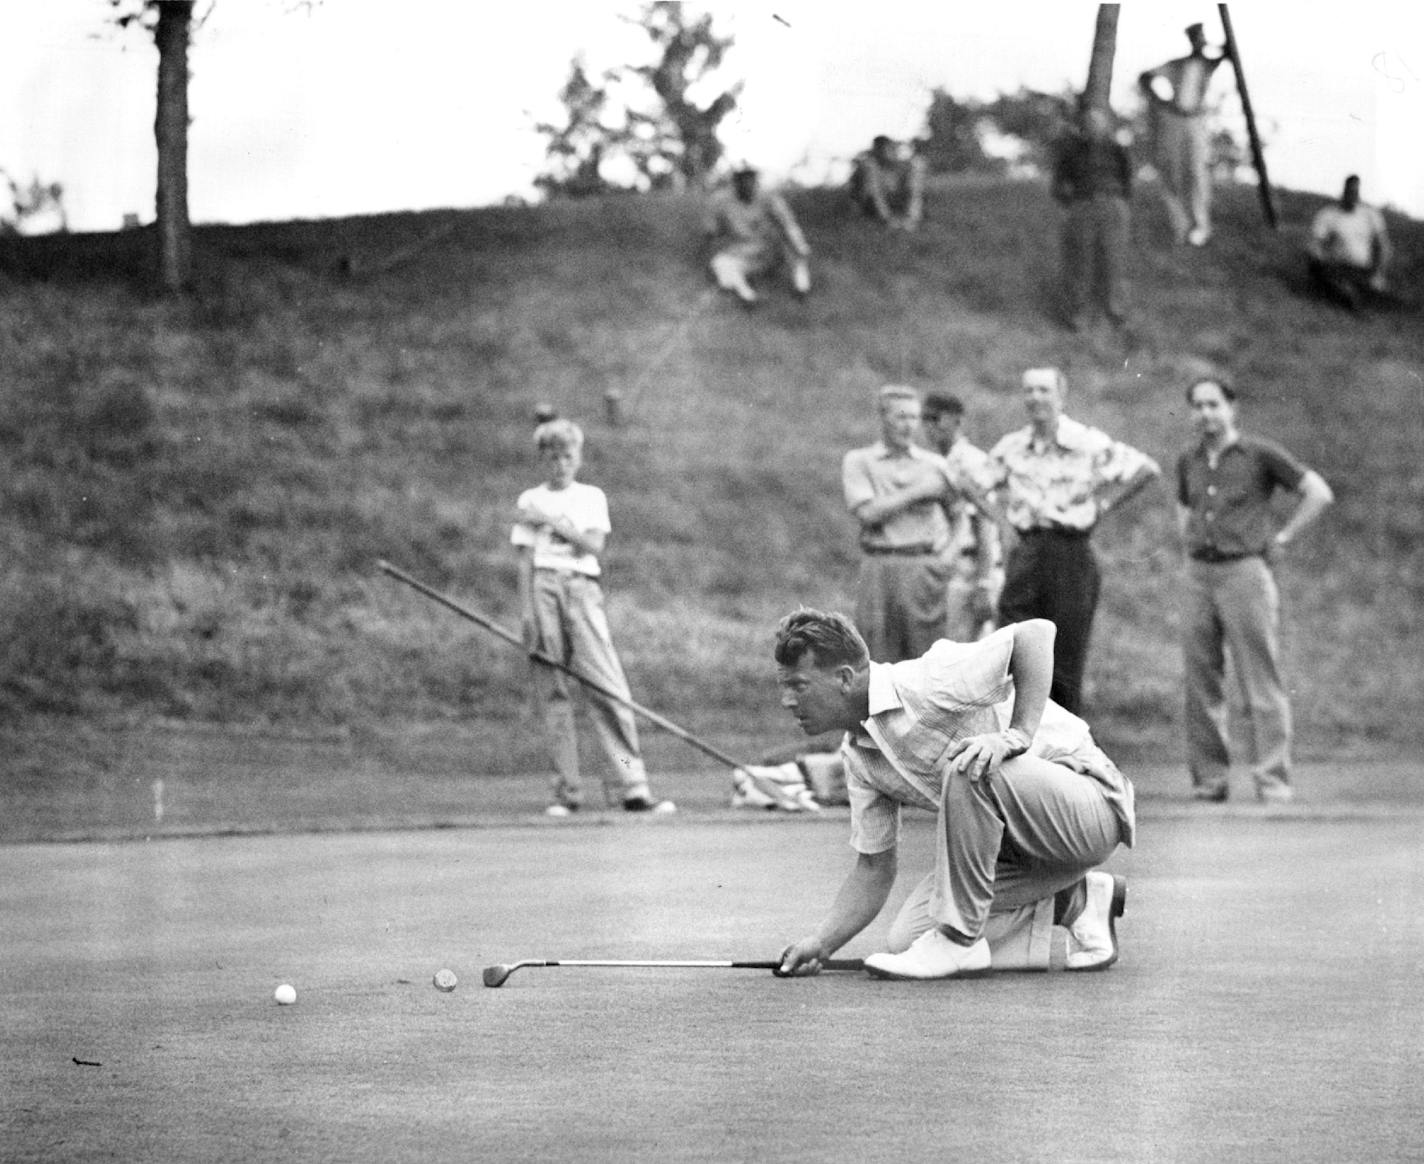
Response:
[5,810,1423,1163]
[1,177,1422,794]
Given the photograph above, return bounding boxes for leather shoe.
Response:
[863,930,991,981]
[1065,872,1126,972]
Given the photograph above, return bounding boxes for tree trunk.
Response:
[1082,4,1119,112]
[154,1,193,291]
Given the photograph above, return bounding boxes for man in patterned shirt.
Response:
[774,609,1133,980]
[983,367,1161,713]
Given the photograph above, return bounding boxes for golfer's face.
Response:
[1189,383,1235,438]
[778,656,852,737]
[880,400,921,452]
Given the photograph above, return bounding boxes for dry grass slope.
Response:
[1,178,1421,788]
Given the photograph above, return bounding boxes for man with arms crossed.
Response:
[843,385,958,663]
[1177,376,1333,803]
[921,391,1001,642]
[774,609,1133,980]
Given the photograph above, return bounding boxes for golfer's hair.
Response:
[774,609,870,670]
[877,383,920,413]
[1185,376,1236,404]
[534,417,584,454]
[923,391,964,420]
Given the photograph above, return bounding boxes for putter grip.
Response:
[771,958,863,977]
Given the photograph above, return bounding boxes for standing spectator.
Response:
[849,135,927,231]
[983,368,1161,713]
[1138,23,1227,246]
[1306,175,1394,311]
[704,165,811,305]
[842,385,955,663]
[922,392,1001,641]
[511,418,675,817]
[1051,103,1133,330]
[1176,376,1334,804]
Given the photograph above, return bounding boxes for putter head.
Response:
[481,964,513,988]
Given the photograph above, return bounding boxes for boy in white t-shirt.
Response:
[511,418,674,817]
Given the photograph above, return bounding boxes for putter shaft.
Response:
[483,957,864,987]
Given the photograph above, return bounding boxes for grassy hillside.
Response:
[2,176,1421,785]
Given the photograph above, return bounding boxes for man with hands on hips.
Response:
[772,609,1134,980]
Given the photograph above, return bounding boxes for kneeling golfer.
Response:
[774,611,1133,979]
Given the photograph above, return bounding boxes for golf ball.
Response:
[274,983,297,1006]
[432,968,458,992]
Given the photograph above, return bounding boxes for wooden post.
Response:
[1218,4,1278,228]
[1083,5,1121,113]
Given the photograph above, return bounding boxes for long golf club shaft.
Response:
[521,959,864,971]
[483,957,865,987]
[377,560,751,773]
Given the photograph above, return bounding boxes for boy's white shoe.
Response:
[863,931,991,980]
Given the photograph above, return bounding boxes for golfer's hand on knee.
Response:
[946,729,1030,782]
[777,937,827,977]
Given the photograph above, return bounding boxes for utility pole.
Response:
[1083,4,1120,111]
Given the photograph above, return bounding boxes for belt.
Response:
[861,544,935,556]
[534,564,600,578]
[1016,525,1092,539]
[1189,548,1259,564]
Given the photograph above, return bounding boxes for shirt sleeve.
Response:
[1091,427,1158,483]
[847,775,901,854]
[923,628,1015,708]
[581,485,612,535]
[1256,440,1308,492]
[510,487,538,547]
[842,448,875,514]
[1175,452,1191,507]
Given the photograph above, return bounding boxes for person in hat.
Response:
[704,165,812,304]
[1138,23,1227,246]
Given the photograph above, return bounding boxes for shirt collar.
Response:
[852,661,900,747]
[873,440,929,461]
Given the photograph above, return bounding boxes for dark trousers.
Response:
[1062,194,1129,324]
[1307,257,1381,311]
[997,531,1100,714]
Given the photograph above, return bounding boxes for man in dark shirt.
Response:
[1052,103,1133,331]
[1176,376,1334,804]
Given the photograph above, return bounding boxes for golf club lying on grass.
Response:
[482,957,867,988]
[377,560,815,811]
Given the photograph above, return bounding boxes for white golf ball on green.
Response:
[274,983,297,1005]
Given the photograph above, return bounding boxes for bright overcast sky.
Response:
[2,0,1421,230]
